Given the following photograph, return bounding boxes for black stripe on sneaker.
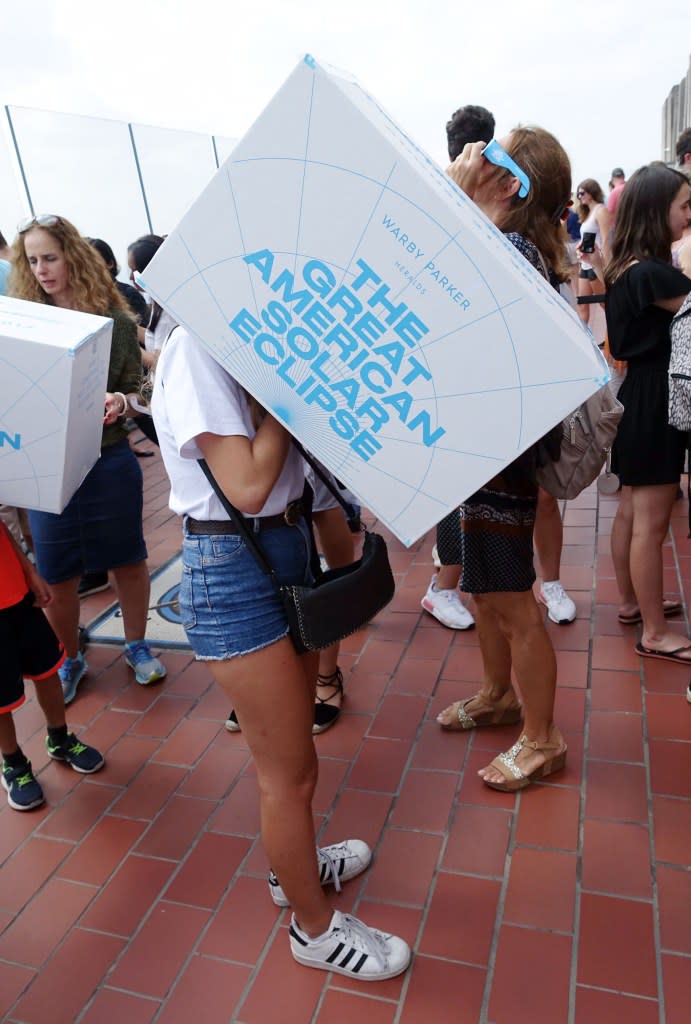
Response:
[320,860,329,883]
[289,925,308,947]
[336,857,345,878]
[351,952,369,974]
[339,947,357,968]
[326,942,345,964]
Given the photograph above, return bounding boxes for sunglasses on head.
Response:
[482,139,531,198]
[17,214,61,233]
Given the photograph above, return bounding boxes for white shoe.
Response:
[431,544,441,569]
[289,909,412,981]
[540,581,576,624]
[686,682,691,704]
[269,839,371,907]
[421,576,474,630]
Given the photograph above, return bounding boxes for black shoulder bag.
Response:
[197,449,395,653]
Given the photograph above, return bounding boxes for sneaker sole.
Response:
[1,773,45,811]
[420,598,475,631]
[125,661,167,686]
[60,666,88,706]
[291,946,411,981]
[47,751,105,774]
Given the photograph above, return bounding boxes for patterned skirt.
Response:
[437,486,538,594]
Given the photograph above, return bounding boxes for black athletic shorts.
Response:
[0,592,65,713]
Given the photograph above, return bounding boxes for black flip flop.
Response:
[619,601,683,625]
[635,642,691,664]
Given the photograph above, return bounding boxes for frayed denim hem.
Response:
[192,627,290,661]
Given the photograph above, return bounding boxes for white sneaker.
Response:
[289,909,412,981]
[686,682,691,704]
[269,839,372,907]
[540,581,577,624]
[421,576,474,630]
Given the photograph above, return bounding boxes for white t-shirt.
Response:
[152,327,305,520]
[145,308,178,353]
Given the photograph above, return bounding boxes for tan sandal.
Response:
[482,726,567,792]
[438,689,522,732]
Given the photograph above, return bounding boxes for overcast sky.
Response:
[2,0,690,199]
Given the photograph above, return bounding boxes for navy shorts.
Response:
[0,593,65,713]
[180,519,312,660]
[29,439,147,584]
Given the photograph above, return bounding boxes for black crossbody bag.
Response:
[197,447,395,653]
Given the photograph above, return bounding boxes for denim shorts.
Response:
[179,518,312,660]
[29,439,147,584]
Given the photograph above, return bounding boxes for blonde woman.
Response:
[10,215,166,703]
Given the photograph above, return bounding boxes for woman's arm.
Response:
[595,205,611,261]
[577,243,606,285]
[654,293,689,314]
[197,415,292,515]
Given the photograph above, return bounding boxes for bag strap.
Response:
[293,440,355,519]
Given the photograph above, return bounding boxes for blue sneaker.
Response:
[124,640,167,686]
[2,759,45,811]
[58,652,88,705]
[46,732,104,774]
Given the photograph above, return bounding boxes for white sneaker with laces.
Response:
[540,581,577,624]
[289,909,411,981]
[269,839,371,907]
[421,576,474,630]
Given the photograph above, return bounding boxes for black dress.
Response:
[606,260,691,486]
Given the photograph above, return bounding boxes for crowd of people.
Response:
[1,111,690,983]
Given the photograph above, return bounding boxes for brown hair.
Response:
[576,178,605,222]
[501,126,573,282]
[605,162,690,288]
[9,216,131,317]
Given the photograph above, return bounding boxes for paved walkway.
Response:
[1,438,690,1024]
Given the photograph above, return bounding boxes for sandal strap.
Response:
[315,667,344,705]
[456,699,476,728]
[495,739,526,781]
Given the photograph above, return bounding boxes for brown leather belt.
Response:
[186,500,302,535]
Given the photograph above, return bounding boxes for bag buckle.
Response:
[284,501,301,527]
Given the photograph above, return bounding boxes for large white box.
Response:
[0,296,113,513]
[143,55,608,546]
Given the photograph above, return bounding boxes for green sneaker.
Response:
[46,733,105,774]
[2,759,45,811]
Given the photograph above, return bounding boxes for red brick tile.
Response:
[457,748,518,809]
[515,784,580,850]
[348,737,411,792]
[153,718,221,766]
[582,820,652,899]
[129,696,195,738]
[237,931,325,1024]
[0,799,52,864]
[555,649,589,687]
[164,659,214,698]
[546,617,591,651]
[135,794,214,859]
[0,836,71,914]
[317,990,396,1024]
[98,735,162,787]
[12,928,124,1024]
[578,893,657,996]
[406,627,453,661]
[594,603,632,634]
[662,953,690,1024]
[156,955,250,1024]
[649,739,691,798]
[554,687,587,733]
[410,720,471,771]
[646,693,691,740]
[37,779,118,841]
[399,956,484,1024]
[320,790,393,852]
[588,710,644,763]
[590,669,642,712]
[178,742,250,800]
[657,865,691,954]
[209,776,261,836]
[390,770,457,832]
[109,901,210,998]
[111,681,163,712]
[111,763,186,819]
[643,657,690,694]
[199,875,278,962]
[0,877,96,967]
[420,871,500,964]
[370,694,428,740]
[166,832,250,909]
[440,644,485,682]
[443,805,511,876]
[490,925,572,1024]
[364,829,442,905]
[575,987,658,1024]
[314,710,371,759]
[585,762,648,822]
[313,758,350,815]
[390,657,443,695]
[187,683,229,721]
[80,989,160,1024]
[81,854,175,935]
[58,815,146,886]
[504,848,576,932]
[355,639,405,674]
[653,796,691,863]
[77,708,139,752]
[0,961,35,1019]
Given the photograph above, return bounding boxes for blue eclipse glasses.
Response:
[482,140,531,199]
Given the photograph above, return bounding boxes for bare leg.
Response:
[611,487,637,611]
[436,565,462,590]
[210,637,332,936]
[33,676,67,730]
[313,509,354,699]
[534,489,563,582]
[110,561,151,643]
[41,577,80,658]
[0,713,20,756]
[577,274,591,325]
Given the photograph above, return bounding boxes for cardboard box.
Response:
[0,296,113,513]
[143,55,608,546]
